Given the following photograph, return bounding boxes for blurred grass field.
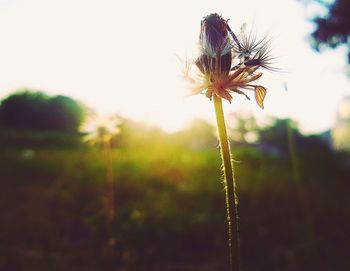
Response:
[1,118,350,271]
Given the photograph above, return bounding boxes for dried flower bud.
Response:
[197,13,233,75]
[199,13,232,58]
[184,14,275,109]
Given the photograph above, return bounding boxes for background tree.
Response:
[0,90,86,133]
[43,95,85,132]
[304,0,350,64]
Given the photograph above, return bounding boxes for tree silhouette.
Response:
[44,95,85,132]
[0,90,85,133]
[306,0,350,64]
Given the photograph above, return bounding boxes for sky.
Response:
[0,0,349,133]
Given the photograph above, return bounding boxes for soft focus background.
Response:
[1,0,350,271]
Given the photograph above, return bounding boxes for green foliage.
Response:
[302,0,350,64]
[0,117,350,270]
[0,90,86,133]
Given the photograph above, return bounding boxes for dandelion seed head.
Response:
[82,114,121,146]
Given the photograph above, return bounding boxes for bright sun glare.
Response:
[0,0,349,134]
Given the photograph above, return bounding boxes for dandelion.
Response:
[82,114,121,147]
[82,114,121,268]
[184,13,275,271]
[185,14,274,109]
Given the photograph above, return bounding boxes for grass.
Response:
[0,122,350,271]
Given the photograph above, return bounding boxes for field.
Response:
[1,119,350,271]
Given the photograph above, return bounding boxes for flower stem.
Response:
[102,140,116,270]
[213,95,240,271]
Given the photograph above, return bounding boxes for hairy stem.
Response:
[213,95,240,271]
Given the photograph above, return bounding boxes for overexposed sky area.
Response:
[0,0,349,133]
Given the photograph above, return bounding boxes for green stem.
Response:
[213,95,240,271]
